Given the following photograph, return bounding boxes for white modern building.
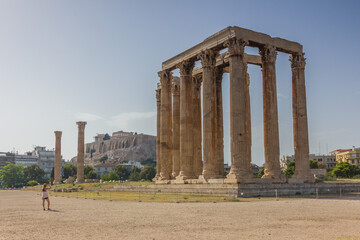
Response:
[15,153,38,168]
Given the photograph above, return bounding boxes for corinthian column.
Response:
[199,49,220,181]
[245,71,253,175]
[76,121,87,183]
[176,59,195,180]
[171,77,180,178]
[154,83,161,181]
[259,45,285,182]
[215,68,224,177]
[54,131,62,184]
[159,70,172,180]
[193,75,202,177]
[289,53,314,183]
[224,38,254,183]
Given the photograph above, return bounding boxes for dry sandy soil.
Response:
[1,190,360,240]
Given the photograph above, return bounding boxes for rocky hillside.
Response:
[81,131,156,165]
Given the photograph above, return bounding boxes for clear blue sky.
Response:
[0,0,359,165]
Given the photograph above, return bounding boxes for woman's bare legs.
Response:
[42,198,46,210]
[46,198,50,210]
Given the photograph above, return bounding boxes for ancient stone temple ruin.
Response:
[154,26,314,184]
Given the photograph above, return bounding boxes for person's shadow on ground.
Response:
[47,209,61,212]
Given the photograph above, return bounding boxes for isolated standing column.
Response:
[76,121,87,183]
[54,131,62,184]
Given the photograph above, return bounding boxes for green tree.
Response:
[331,162,360,178]
[284,161,295,178]
[24,165,46,183]
[103,133,111,141]
[258,168,265,178]
[310,160,319,169]
[0,164,25,188]
[101,171,120,181]
[114,165,130,180]
[129,166,141,181]
[139,166,156,181]
[27,180,38,186]
[99,155,108,163]
[63,163,77,179]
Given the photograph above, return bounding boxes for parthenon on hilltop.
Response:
[154,26,314,184]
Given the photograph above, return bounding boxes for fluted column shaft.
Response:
[154,85,161,180]
[200,49,219,180]
[289,53,314,183]
[76,121,87,183]
[260,45,284,182]
[172,77,180,178]
[225,38,253,183]
[245,71,252,174]
[215,68,224,177]
[159,71,172,180]
[177,60,195,180]
[54,131,62,184]
[193,75,203,177]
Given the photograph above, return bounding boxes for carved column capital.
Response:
[76,121,87,131]
[172,77,180,95]
[290,52,306,69]
[224,38,247,57]
[259,45,277,63]
[177,59,195,76]
[158,70,172,91]
[199,49,218,68]
[54,131,62,138]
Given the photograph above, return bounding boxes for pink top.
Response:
[42,190,48,198]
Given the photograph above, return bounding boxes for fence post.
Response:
[339,187,342,198]
[275,189,278,201]
[109,191,112,201]
[316,188,318,199]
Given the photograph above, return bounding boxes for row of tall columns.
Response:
[53,121,87,184]
[156,38,313,183]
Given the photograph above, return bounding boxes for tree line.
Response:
[0,163,156,188]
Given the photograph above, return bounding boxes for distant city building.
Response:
[281,154,337,170]
[336,147,360,166]
[15,152,38,168]
[0,152,15,169]
[34,146,55,178]
[14,146,63,178]
[94,163,117,178]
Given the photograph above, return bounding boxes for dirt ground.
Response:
[1,190,359,240]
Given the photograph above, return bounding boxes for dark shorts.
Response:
[42,197,49,199]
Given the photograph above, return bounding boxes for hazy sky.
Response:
[0,0,359,165]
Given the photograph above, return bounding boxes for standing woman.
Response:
[42,184,51,210]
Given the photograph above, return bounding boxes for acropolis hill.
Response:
[82,131,156,165]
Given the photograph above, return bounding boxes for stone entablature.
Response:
[155,26,314,184]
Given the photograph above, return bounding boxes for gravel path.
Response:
[1,190,359,240]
